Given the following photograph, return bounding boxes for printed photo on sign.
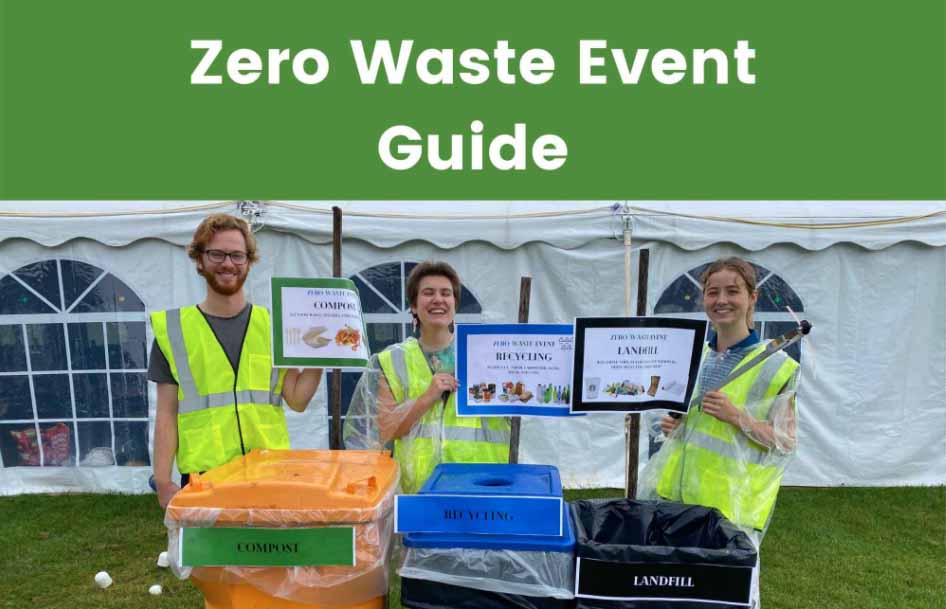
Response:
[456,324,576,417]
[271,277,370,369]
[572,317,706,414]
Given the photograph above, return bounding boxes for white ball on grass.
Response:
[94,571,112,589]
[149,584,163,596]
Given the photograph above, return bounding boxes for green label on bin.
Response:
[180,527,355,567]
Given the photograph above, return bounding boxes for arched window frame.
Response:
[0,258,150,468]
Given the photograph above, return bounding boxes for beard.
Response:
[198,265,248,296]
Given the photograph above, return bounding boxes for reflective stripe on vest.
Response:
[657,341,798,529]
[378,338,509,493]
[150,305,288,474]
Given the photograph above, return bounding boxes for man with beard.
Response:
[148,213,322,508]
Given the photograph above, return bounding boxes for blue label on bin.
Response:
[395,494,564,536]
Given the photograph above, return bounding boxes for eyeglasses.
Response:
[203,249,249,265]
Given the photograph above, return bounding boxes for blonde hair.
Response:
[700,257,758,331]
[187,213,259,264]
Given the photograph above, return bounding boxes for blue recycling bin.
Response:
[398,463,576,608]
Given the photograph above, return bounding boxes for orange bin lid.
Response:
[166,449,398,527]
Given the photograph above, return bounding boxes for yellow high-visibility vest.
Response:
[378,338,509,493]
[657,342,799,529]
[151,305,288,474]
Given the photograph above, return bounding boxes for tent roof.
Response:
[1,200,943,251]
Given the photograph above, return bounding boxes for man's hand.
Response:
[156,479,181,509]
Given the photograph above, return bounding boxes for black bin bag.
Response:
[571,499,758,609]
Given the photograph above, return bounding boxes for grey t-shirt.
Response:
[147,304,253,385]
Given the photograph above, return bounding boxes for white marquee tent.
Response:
[0,201,942,494]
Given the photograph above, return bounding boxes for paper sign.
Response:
[575,557,753,604]
[271,277,370,369]
[572,317,706,413]
[456,324,576,417]
[180,527,355,567]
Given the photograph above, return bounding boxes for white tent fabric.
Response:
[0,201,942,494]
[2,201,944,250]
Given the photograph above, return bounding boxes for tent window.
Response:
[0,259,149,468]
[329,261,483,448]
[654,261,804,363]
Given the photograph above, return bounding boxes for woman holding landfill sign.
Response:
[344,261,509,493]
[639,256,801,608]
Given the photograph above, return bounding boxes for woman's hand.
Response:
[701,391,741,426]
[660,414,681,435]
[424,372,458,401]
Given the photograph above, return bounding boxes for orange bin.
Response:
[165,449,399,609]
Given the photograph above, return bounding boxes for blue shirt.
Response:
[696,330,761,404]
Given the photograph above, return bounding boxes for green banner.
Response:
[0,1,942,199]
[180,527,355,567]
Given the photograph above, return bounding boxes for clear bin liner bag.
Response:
[401,576,575,609]
[165,508,394,607]
[399,545,575,600]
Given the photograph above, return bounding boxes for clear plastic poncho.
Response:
[638,371,800,546]
[344,344,465,494]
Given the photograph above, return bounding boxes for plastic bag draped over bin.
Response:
[165,449,398,608]
[637,385,799,540]
[399,505,576,599]
[401,578,575,609]
[398,463,576,608]
[571,499,757,609]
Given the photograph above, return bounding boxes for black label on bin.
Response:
[575,557,752,604]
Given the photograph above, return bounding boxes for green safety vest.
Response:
[150,305,289,474]
[378,338,509,493]
[657,342,799,530]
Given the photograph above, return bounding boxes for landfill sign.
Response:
[572,317,706,414]
[271,277,370,369]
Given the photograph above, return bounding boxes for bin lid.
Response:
[165,449,398,527]
[418,463,563,498]
[403,501,575,551]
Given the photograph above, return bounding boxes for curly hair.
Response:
[186,213,259,264]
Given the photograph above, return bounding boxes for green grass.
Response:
[2,487,943,609]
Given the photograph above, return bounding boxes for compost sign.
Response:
[456,323,575,417]
[179,527,355,567]
[271,277,370,369]
[572,317,706,413]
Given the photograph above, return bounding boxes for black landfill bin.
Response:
[571,499,757,609]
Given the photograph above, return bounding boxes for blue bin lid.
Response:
[418,463,563,498]
[403,501,576,551]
